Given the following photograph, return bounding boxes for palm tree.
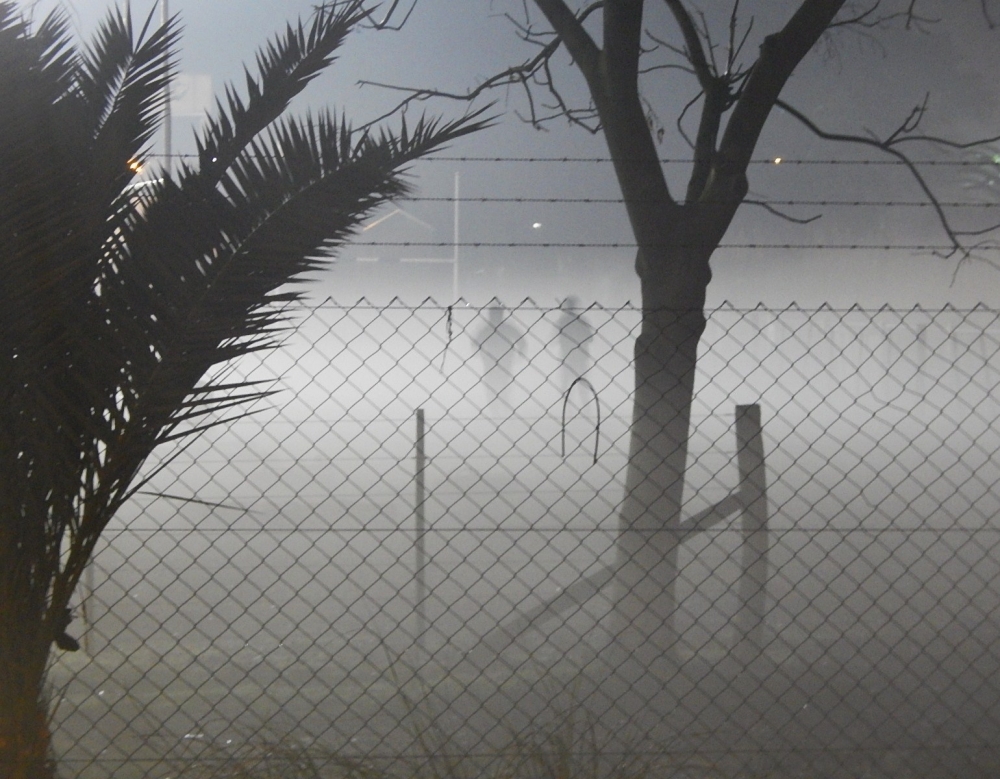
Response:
[0,1,487,775]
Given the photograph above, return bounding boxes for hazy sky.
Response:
[38,1,1000,306]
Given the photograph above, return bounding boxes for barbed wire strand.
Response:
[353,240,1000,252]
[140,152,1000,167]
[391,196,1000,208]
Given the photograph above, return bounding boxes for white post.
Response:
[415,409,428,656]
[735,403,769,654]
[452,172,460,303]
[161,0,172,175]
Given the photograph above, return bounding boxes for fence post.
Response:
[735,404,769,655]
[415,408,428,657]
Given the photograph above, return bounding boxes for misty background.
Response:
[37,0,1000,307]
[23,3,1000,775]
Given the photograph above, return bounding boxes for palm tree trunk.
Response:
[0,600,56,779]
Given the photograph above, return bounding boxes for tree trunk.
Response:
[528,0,844,720]
[611,221,714,694]
[615,303,704,662]
[0,601,57,779]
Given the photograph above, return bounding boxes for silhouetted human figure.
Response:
[555,296,594,396]
[474,303,525,410]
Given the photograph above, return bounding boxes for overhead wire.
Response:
[390,196,999,208]
[352,241,999,252]
[140,152,1000,167]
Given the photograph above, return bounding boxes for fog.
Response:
[44,302,1000,777]
[27,1,1000,775]
[35,0,1000,309]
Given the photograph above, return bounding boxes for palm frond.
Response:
[194,0,369,181]
[0,6,84,353]
[105,106,491,451]
[78,5,178,188]
[0,0,489,676]
[76,5,139,121]
[80,16,178,256]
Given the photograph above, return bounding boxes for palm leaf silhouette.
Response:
[0,1,488,773]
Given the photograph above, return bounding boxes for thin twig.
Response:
[777,98,1000,274]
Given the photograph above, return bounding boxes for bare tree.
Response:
[363,0,999,679]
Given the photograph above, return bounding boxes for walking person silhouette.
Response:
[474,303,525,411]
[555,296,594,398]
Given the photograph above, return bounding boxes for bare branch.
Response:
[885,129,1000,151]
[674,91,701,150]
[818,1,940,62]
[984,0,998,28]
[644,28,694,63]
[776,98,1000,271]
[662,0,714,90]
[531,54,603,132]
[902,0,941,30]
[717,0,846,176]
[883,96,927,144]
[533,0,602,83]
[955,220,1000,237]
[359,0,419,30]
[659,0,751,202]
[358,31,561,127]
[699,8,722,74]
[826,1,934,30]
[726,2,754,73]
[637,60,697,76]
[745,197,822,224]
[359,1,603,132]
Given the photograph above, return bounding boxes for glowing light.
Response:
[128,158,143,173]
[773,157,782,165]
[532,222,542,229]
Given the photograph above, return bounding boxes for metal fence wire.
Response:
[52,300,1000,779]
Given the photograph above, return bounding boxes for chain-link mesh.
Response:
[51,300,1000,778]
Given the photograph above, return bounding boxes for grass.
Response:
[49,644,1000,779]
[165,734,383,779]
[162,663,724,779]
[163,722,724,779]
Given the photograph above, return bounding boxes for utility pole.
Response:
[452,172,460,302]
[161,0,171,174]
[125,1,171,172]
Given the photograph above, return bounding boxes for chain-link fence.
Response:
[51,300,1000,778]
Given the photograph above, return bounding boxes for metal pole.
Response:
[415,408,428,654]
[735,403,769,653]
[161,0,172,174]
